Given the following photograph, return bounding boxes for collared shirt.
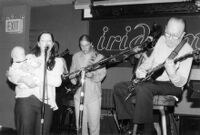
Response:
[137,35,193,87]
[7,56,64,110]
[70,51,106,104]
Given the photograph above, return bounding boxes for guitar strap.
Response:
[167,38,187,59]
[150,38,187,80]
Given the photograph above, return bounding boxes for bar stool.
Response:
[132,95,178,135]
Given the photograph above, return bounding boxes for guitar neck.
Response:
[174,53,193,63]
[147,51,194,77]
[56,49,69,57]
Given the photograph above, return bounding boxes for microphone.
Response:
[45,46,49,52]
[144,36,154,45]
[149,23,162,40]
[140,36,154,50]
[146,36,153,42]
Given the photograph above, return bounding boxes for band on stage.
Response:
[7,16,199,135]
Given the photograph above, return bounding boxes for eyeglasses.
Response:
[164,32,182,40]
[80,43,91,47]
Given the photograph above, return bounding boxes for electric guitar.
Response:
[126,48,200,101]
[56,48,70,57]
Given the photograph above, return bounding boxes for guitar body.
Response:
[61,76,81,95]
[56,48,80,95]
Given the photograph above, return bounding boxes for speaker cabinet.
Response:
[100,110,119,135]
[175,81,200,115]
[101,89,114,109]
[179,115,200,135]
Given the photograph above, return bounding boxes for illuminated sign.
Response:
[5,18,23,34]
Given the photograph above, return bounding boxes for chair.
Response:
[132,95,179,135]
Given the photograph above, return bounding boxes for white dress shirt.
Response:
[137,35,193,87]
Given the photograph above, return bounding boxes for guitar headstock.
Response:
[57,48,69,57]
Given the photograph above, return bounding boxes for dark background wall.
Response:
[30,4,89,54]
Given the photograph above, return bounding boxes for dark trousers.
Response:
[133,81,182,124]
[113,81,135,120]
[15,95,53,135]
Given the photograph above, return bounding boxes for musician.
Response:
[113,23,163,134]
[70,34,106,135]
[7,32,64,135]
[113,48,151,134]
[133,17,193,134]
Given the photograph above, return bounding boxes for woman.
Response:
[7,32,64,135]
[70,34,106,135]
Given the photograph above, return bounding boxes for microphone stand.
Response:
[77,70,86,135]
[40,47,48,135]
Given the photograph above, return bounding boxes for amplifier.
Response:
[100,111,119,135]
[179,115,200,135]
[188,80,200,99]
[175,80,200,115]
[101,89,115,109]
